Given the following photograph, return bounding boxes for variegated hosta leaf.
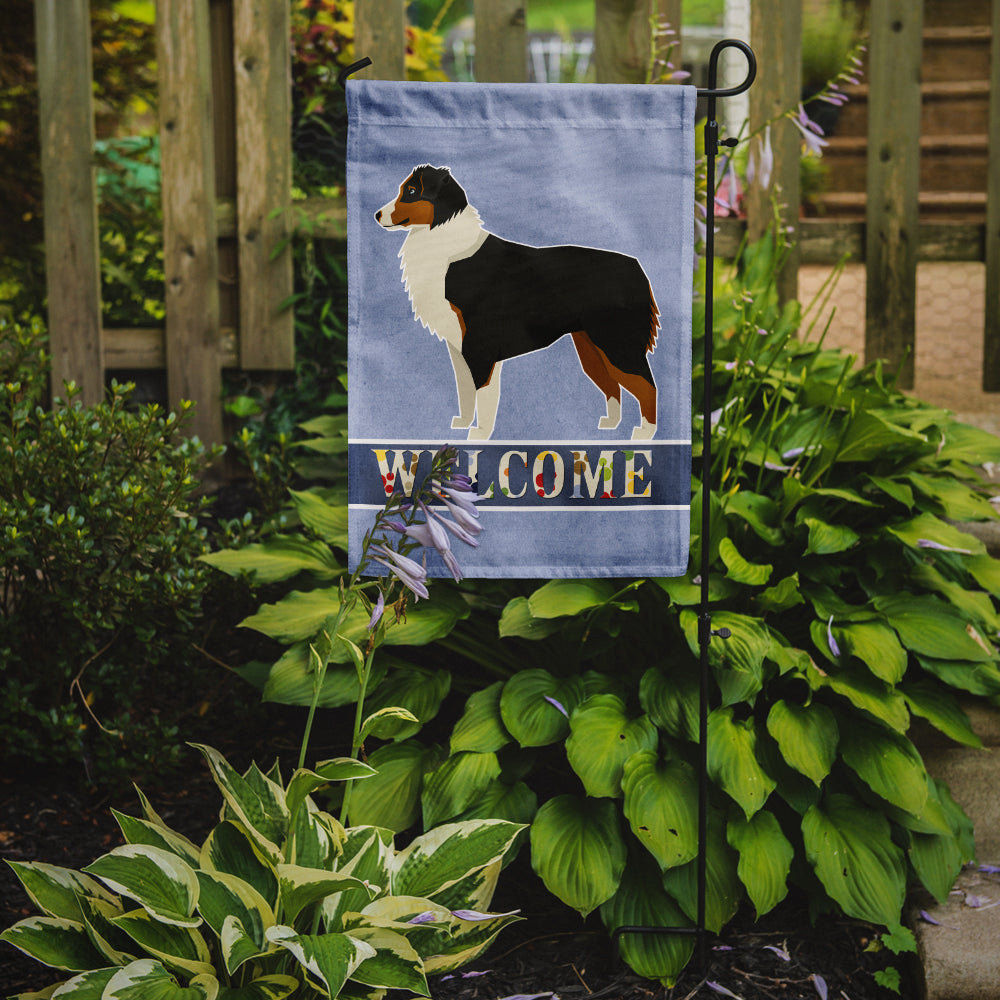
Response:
[565,695,658,798]
[214,974,299,1000]
[707,707,776,819]
[0,916,107,971]
[110,908,214,978]
[347,740,442,832]
[78,894,136,966]
[265,925,375,998]
[838,718,929,817]
[421,751,502,829]
[277,864,376,925]
[499,669,585,747]
[727,810,793,918]
[599,853,694,987]
[288,802,343,870]
[421,906,523,975]
[195,871,274,974]
[45,966,118,997]
[323,829,393,931]
[424,859,501,916]
[200,822,278,910]
[450,681,511,754]
[802,793,906,926]
[621,751,699,871]
[83,845,200,928]
[661,810,742,934]
[4,861,118,922]
[345,926,429,995]
[112,811,202,868]
[190,745,287,863]
[529,795,626,917]
[102,958,218,999]
[285,760,376,823]
[765,700,838,786]
[391,820,524,901]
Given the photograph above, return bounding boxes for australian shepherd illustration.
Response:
[376,164,659,441]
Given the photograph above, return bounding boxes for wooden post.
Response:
[354,0,407,81]
[34,0,104,405]
[746,0,801,305]
[594,0,657,84]
[233,0,294,369]
[157,0,223,445]
[864,0,923,389]
[474,0,526,83]
[983,0,1000,390]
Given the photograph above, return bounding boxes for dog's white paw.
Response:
[631,419,656,441]
[598,397,622,430]
[452,415,474,429]
[467,426,493,441]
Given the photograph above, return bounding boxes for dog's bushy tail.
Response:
[647,285,660,353]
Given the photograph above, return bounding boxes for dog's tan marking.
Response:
[573,334,656,424]
[450,303,467,340]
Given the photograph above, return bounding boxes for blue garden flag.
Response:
[347,80,696,578]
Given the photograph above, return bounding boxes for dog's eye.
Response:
[405,186,417,196]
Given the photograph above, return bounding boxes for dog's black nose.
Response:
[375,209,382,222]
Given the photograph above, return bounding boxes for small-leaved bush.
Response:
[0,317,219,783]
[213,233,1000,985]
[1,743,524,998]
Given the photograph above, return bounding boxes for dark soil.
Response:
[1,745,915,1000]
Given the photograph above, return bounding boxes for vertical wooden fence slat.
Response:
[659,0,682,71]
[233,0,294,369]
[474,0,526,82]
[864,0,923,390]
[34,0,104,405]
[746,0,801,305]
[983,0,1000,390]
[157,0,223,445]
[594,0,656,84]
[354,0,407,80]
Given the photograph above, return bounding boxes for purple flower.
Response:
[367,591,385,631]
[763,944,790,961]
[791,104,829,156]
[451,908,520,921]
[371,544,429,600]
[827,616,841,658]
[544,695,569,718]
[706,983,742,999]
[812,974,828,1000]
[917,538,973,554]
[407,911,438,925]
[747,125,773,190]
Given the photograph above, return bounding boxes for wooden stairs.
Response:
[815,0,992,221]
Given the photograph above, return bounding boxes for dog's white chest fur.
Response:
[398,207,488,346]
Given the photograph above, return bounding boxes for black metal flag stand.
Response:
[340,38,758,973]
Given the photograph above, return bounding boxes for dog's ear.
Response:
[418,166,452,200]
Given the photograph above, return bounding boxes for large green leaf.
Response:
[103,959,218,1000]
[346,740,441,832]
[195,871,273,974]
[599,853,694,987]
[83,846,200,928]
[112,812,201,869]
[718,537,772,586]
[835,621,907,684]
[199,822,278,910]
[0,916,107,972]
[566,695,658,798]
[639,664,699,742]
[707,708,776,818]
[724,490,784,545]
[530,795,626,917]
[808,661,910,732]
[621,751,699,871]
[392,820,524,900]
[111,909,214,978]
[802,794,906,926]
[803,517,859,556]
[900,680,982,748]
[660,810,741,934]
[527,579,616,618]
[200,535,341,584]
[875,593,995,662]
[680,610,771,706]
[362,667,451,741]
[497,597,564,639]
[4,862,118,923]
[916,655,1000,697]
[276,865,373,925]
[288,488,349,547]
[421,751,502,828]
[260,643,387,709]
[265,926,374,998]
[450,682,511,754]
[499,670,584,747]
[835,410,927,463]
[838,719,928,817]
[727,811,793,917]
[886,512,985,556]
[765,700,838,786]
[285,759,376,823]
[906,473,998,522]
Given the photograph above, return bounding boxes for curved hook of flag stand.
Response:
[612,38,756,973]
[339,39,758,975]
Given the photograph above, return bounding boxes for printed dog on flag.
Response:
[376,164,659,441]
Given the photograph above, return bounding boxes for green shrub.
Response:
[1,743,524,997]
[0,317,220,783]
[209,233,1000,985]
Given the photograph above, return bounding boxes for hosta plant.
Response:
[1,743,523,999]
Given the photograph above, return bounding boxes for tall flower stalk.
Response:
[294,446,482,823]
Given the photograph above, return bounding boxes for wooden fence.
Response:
[33,0,1000,445]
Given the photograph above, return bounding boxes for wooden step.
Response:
[822,134,989,193]
[922,25,993,83]
[813,190,987,222]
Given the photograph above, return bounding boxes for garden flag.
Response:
[346,79,696,578]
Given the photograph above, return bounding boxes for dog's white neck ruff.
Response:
[398,206,488,346]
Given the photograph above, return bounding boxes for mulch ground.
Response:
[1,737,913,1000]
